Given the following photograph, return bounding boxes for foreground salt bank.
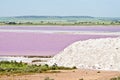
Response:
[48,37,120,71]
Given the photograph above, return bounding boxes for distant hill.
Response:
[14,16,94,18]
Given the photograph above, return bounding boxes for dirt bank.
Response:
[0,69,120,80]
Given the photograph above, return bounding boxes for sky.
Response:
[0,0,120,17]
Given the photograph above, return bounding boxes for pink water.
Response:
[1,26,120,32]
[0,32,118,56]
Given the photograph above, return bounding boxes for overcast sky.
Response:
[0,0,120,17]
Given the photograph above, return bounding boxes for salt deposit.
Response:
[47,37,120,71]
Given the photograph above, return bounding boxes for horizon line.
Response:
[0,15,120,18]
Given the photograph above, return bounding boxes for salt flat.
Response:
[48,37,120,71]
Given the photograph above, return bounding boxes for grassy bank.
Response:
[0,61,76,75]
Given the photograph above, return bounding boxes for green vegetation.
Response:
[32,60,47,62]
[27,56,53,58]
[1,21,120,26]
[44,77,84,80]
[44,77,54,80]
[110,77,120,80]
[0,61,76,75]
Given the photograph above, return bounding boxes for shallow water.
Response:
[0,26,119,56]
[0,26,120,32]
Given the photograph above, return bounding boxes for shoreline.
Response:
[0,24,120,27]
[0,29,120,36]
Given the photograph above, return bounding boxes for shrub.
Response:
[72,66,77,69]
[44,77,54,80]
[97,71,101,73]
[110,77,120,80]
[79,78,84,80]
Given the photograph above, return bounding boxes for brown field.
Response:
[0,69,120,80]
